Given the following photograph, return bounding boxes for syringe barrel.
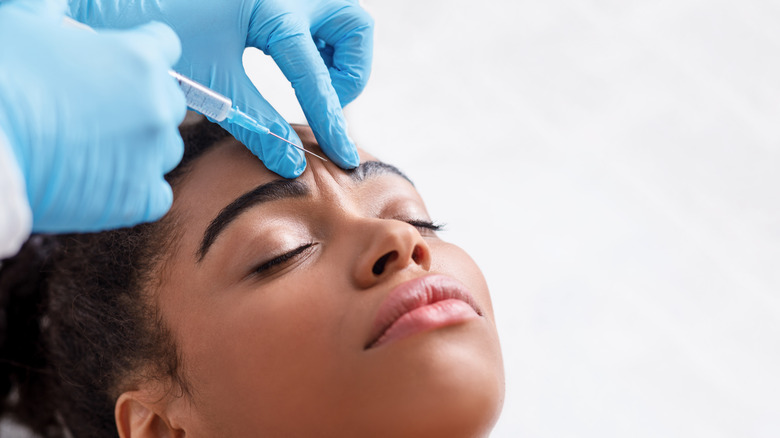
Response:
[169,71,231,122]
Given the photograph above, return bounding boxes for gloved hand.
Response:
[0,0,186,233]
[69,0,373,178]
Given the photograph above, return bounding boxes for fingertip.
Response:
[328,131,359,169]
[342,140,361,169]
[309,111,359,169]
[345,144,360,168]
[144,180,174,222]
[158,128,184,175]
[290,157,307,178]
[271,143,307,178]
[318,131,359,169]
[169,80,187,124]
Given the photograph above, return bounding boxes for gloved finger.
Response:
[100,130,179,228]
[314,38,334,70]
[141,178,175,223]
[119,21,182,67]
[167,81,188,133]
[260,28,359,169]
[220,75,307,178]
[106,21,186,137]
[311,3,374,106]
[160,125,185,175]
[161,66,188,137]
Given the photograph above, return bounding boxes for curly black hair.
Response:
[0,117,231,437]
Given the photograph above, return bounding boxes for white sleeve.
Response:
[0,128,32,259]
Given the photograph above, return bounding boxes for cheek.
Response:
[428,241,496,318]
[170,271,356,434]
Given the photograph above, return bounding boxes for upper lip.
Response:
[364,274,483,349]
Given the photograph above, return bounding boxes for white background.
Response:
[250,0,780,437]
[4,1,777,437]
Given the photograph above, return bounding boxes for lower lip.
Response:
[371,299,480,349]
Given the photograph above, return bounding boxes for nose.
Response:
[352,219,432,289]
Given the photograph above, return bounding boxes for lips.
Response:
[365,274,483,349]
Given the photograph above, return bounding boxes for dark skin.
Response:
[115,126,504,437]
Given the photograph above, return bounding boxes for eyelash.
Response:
[254,242,315,274]
[403,219,445,233]
[252,219,442,275]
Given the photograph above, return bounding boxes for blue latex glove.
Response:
[68,0,374,178]
[0,0,186,233]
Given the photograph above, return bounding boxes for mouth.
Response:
[364,274,483,350]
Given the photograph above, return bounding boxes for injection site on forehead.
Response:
[196,160,416,261]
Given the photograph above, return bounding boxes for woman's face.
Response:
[131,127,503,437]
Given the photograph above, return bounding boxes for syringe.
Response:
[169,72,326,162]
[62,17,325,162]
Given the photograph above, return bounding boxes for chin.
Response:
[358,320,504,438]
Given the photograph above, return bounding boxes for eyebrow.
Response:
[346,160,413,186]
[196,160,413,261]
[196,179,308,261]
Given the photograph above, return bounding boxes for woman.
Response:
[0,118,504,437]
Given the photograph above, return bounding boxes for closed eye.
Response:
[254,242,315,276]
[403,219,445,235]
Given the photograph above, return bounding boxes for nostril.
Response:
[372,251,397,276]
[412,246,423,264]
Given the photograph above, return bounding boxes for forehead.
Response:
[173,128,381,205]
[167,128,413,257]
